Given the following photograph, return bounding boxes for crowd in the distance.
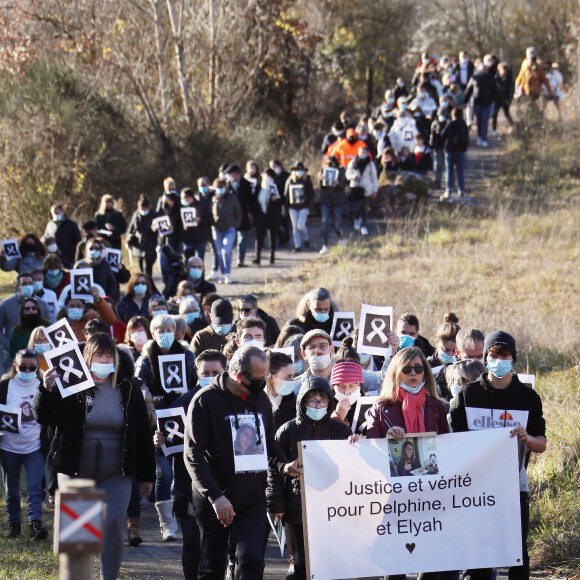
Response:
[0,45,552,580]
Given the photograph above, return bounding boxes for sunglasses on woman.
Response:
[18,365,38,373]
[401,365,424,375]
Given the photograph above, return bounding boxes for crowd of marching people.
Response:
[0,46,553,580]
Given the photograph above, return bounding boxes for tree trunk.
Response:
[151,0,171,134]
[166,0,193,125]
[208,0,216,128]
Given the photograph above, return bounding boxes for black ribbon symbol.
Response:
[336,321,352,340]
[77,276,90,292]
[5,244,18,256]
[54,330,72,346]
[1,415,17,432]
[366,318,388,344]
[165,420,183,443]
[166,364,182,386]
[59,356,84,384]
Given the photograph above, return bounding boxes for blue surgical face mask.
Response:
[305,406,327,421]
[439,351,455,364]
[189,268,203,280]
[20,285,34,298]
[89,249,101,260]
[67,307,84,321]
[438,115,447,123]
[216,188,226,196]
[274,379,295,397]
[34,343,51,354]
[399,104,408,111]
[213,324,232,336]
[153,310,168,318]
[48,269,60,277]
[134,283,148,296]
[486,358,512,378]
[17,370,37,382]
[295,170,305,178]
[199,186,209,194]
[311,311,329,323]
[400,381,425,395]
[199,376,214,388]
[157,332,175,350]
[181,199,191,207]
[294,361,304,375]
[398,334,415,349]
[90,362,115,379]
[185,312,200,324]
[33,281,44,293]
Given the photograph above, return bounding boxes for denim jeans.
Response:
[126,473,141,519]
[212,227,236,275]
[157,248,180,298]
[474,103,493,141]
[155,448,173,502]
[289,208,309,249]
[320,203,343,246]
[445,151,466,195]
[236,230,250,265]
[0,448,45,523]
[208,237,219,271]
[349,197,369,226]
[433,148,445,187]
[193,493,267,580]
[182,242,207,263]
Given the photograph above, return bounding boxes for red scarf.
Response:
[397,386,426,433]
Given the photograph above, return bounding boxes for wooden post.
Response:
[55,478,103,580]
[366,66,374,116]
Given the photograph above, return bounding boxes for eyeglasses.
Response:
[304,342,330,353]
[18,365,38,372]
[305,399,329,409]
[402,365,424,375]
[238,308,253,313]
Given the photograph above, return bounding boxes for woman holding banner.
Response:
[33,333,155,580]
[367,347,449,439]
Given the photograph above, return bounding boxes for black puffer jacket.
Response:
[32,345,155,481]
[266,376,351,524]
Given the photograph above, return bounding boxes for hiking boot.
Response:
[29,519,48,541]
[127,517,143,547]
[7,522,21,539]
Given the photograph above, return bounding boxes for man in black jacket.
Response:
[43,204,81,268]
[464,64,498,147]
[440,107,470,200]
[184,345,300,580]
[450,331,546,580]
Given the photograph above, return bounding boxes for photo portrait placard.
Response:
[387,433,439,477]
[105,248,122,273]
[156,408,187,456]
[158,354,187,394]
[288,184,305,205]
[44,318,78,349]
[351,395,379,435]
[330,312,356,347]
[357,304,394,357]
[229,414,268,473]
[0,404,22,435]
[322,167,339,187]
[44,342,95,399]
[181,207,197,229]
[70,268,94,300]
[1,239,21,259]
[153,216,172,234]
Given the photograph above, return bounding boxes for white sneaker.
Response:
[354,218,361,231]
[360,226,369,236]
[319,245,330,255]
[440,191,451,202]
[489,130,497,136]
[481,140,489,147]
[223,274,231,285]
[208,270,219,281]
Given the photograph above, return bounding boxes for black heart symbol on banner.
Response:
[405,543,416,554]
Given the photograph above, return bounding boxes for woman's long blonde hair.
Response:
[378,347,439,402]
[97,194,115,215]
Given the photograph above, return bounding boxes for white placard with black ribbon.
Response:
[330,311,356,347]
[156,408,187,456]
[356,304,393,357]
[44,318,78,349]
[105,248,122,272]
[158,354,187,394]
[44,342,95,399]
[153,216,172,234]
[181,207,197,229]
[0,404,22,436]
[1,239,21,259]
[70,268,94,300]
[351,395,379,435]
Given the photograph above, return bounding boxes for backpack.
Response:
[451,122,469,151]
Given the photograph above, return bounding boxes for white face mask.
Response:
[243,338,265,351]
[334,388,361,406]
[47,244,58,253]
[307,353,331,371]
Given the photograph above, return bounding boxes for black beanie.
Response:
[483,331,517,363]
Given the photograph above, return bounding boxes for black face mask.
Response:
[347,137,357,144]
[241,372,268,395]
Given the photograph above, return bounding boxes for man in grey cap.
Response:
[190,298,235,356]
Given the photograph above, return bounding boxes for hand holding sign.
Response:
[156,408,187,456]
[44,343,95,398]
